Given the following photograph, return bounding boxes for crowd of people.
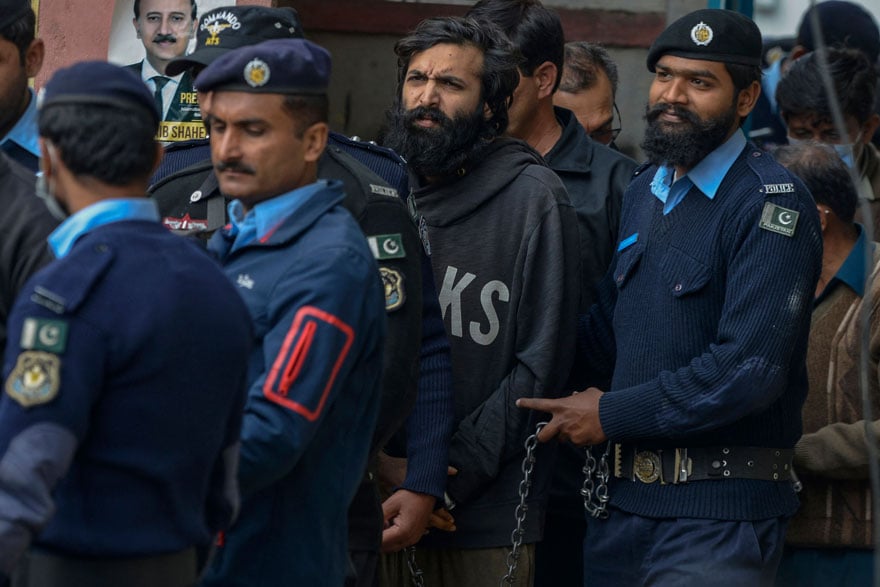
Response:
[0,0,877,586]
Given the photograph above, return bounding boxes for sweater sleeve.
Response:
[599,194,823,441]
[445,199,580,504]
[399,250,455,500]
[795,419,880,479]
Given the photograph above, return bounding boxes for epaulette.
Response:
[743,145,802,199]
[29,243,116,315]
[631,161,653,178]
[328,132,409,195]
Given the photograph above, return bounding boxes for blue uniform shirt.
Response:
[651,129,746,214]
[48,198,160,258]
[226,181,326,253]
[817,224,871,303]
[1,89,40,172]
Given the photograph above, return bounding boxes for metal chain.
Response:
[405,545,425,587]
[581,442,611,519]
[500,422,546,586]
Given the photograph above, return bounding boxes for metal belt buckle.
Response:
[633,450,661,483]
[673,447,691,484]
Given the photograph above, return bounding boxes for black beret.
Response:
[166,6,303,77]
[38,61,159,125]
[797,1,880,65]
[195,38,330,95]
[0,0,30,32]
[646,9,762,72]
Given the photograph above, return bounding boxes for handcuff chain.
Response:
[405,545,426,587]
[500,421,545,586]
[581,441,611,519]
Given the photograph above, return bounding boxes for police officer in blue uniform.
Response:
[194,39,387,586]
[0,61,253,587]
[520,9,823,586]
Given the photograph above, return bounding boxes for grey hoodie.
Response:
[410,137,580,548]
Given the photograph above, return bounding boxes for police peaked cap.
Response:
[646,9,762,72]
[195,38,330,95]
[166,6,304,76]
[0,0,30,33]
[39,61,160,125]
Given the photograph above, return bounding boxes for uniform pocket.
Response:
[660,246,711,297]
[613,242,644,291]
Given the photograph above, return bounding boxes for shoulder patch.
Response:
[380,266,405,312]
[5,351,61,408]
[20,318,68,353]
[370,184,398,198]
[367,234,406,260]
[759,202,799,237]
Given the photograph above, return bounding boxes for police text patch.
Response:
[763,183,795,194]
[6,351,61,408]
[370,184,398,198]
[20,318,68,353]
[759,202,799,237]
[368,234,406,260]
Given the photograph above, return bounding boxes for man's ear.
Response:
[816,204,829,233]
[735,80,761,119]
[302,122,329,163]
[860,113,880,144]
[133,18,142,39]
[534,61,558,100]
[38,137,52,178]
[24,38,44,79]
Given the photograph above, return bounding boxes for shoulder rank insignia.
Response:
[759,202,799,237]
[368,234,406,260]
[20,318,68,353]
[6,351,61,408]
[380,267,405,312]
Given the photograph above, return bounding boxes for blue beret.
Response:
[195,38,331,95]
[39,61,160,125]
[647,9,762,72]
[166,6,304,77]
[0,0,30,32]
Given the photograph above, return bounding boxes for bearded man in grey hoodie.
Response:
[381,15,580,587]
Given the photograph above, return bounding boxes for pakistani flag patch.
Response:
[20,318,68,353]
[368,234,406,260]
[759,202,800,237]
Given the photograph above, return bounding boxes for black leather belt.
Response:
[613,444,794,485]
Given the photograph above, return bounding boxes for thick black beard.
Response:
[640,101,737,169]
[382,101,495,178]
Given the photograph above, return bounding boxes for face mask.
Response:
[35,172,68,221]
[787,133,861,169]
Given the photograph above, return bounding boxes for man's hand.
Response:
[381,489,437,553]
[516,387,606,446]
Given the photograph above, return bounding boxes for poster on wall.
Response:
[106,0,229,142]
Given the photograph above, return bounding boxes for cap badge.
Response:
[244,58,270,88]
[690,21,713,46]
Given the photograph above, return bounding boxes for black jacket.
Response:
[0,152,58,356]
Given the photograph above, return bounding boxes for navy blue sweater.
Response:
[578,144,822,520]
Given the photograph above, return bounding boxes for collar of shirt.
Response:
[140,59,184,86]
[48,198,160,259]
[650,129,746,215]
[1,88,39,159]
[226,180,328,253]
[825,223,871,301]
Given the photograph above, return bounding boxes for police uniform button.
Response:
[752,151,762,158]
[674,283,683,292]
[190,190,203,202]
[711,460,721,469]
[616,274,624,283]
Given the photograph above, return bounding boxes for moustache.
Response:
[406,106,450,127]
[153,34,177,44]
[215,161,256,175]
[645,103,701,126]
